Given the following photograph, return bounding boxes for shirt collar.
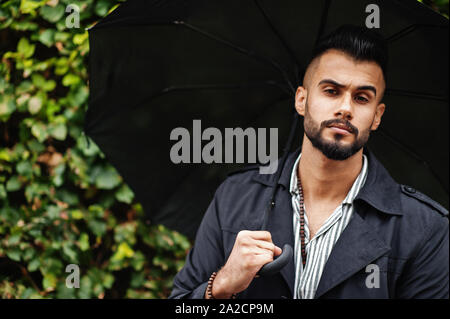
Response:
[252,147,403,215]
[289,153,302,195]
[288,152,369,206]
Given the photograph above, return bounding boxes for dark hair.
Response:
[311,25,388,81]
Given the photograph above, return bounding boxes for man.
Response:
[169,25,449,299]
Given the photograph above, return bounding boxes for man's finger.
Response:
[254,240,277,253]
[274,245,282,256]
[248,231,272,241]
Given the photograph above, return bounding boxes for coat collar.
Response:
[253,147,403,216]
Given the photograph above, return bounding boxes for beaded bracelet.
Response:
[206,271,237,299]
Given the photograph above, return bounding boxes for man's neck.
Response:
[298,135,364,204]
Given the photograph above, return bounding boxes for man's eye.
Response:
[355,95,369,103]
[324,89,337,95]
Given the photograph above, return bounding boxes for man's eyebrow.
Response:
[356,85,377,96]
[318,79,377,96]
[318,79,345,88]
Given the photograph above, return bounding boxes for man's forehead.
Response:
[312,50,384,87]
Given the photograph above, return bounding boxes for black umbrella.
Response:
[85,0,449,249]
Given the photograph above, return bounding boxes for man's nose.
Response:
[334,93,353,121]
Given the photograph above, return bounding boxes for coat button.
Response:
[404,186,416,194]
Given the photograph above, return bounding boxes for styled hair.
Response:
[310,24,389,81]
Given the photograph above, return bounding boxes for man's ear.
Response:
[295,86,307,116]
[371,103,386,131]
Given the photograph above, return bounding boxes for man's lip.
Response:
[328,124,353,134]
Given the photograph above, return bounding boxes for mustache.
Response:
[321,119,359,135]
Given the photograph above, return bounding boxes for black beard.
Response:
[303,106,371,161]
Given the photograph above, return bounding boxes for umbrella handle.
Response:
[257,243,293,276]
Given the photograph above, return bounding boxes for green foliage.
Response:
[0,0,191,299]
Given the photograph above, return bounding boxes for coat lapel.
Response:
[314,205,391,298]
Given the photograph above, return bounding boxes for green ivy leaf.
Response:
[62,242,78,262]
[69,85,89,106]
[49,122,67,140]
[0,184,6,199]
[73,32,88,45]
[70,209,84,220]
[112,242,135,261]
[42,273,57,291]
[94,0,111,17]
[130,272,146,288]
[16,80,33,94]
[8,233,21,245]
[27,139,45,153]
[54,31,70,43]
[40,4,65,23]
[78,276,93,299]
[17,37,35,58]
[0,98,16,122]
[87,219,107,237]
[78,233,90,251]
[31,122,48,142]
[20,0,43,14]
[31,73,45,88]
[10,20,39,31]
[38,29,55,47]
[6,248,22,262]
[16,160,33,177]
[28,96,42,114]
[6,176,21,192]
[131,251,145,271]
[94,166,121,190]
[115,184,134,204]
[62,73,81,87]
[52,163,65,187]
[43,79,56,91]
[77,134,99,157]
[28,258,41,272]
[56,189,79,206]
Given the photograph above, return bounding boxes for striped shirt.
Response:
[290,153,369,299]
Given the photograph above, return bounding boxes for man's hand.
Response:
[206,230,282,299]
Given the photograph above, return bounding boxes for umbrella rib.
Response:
[252,0,302,86]
[385,89,448,102]
[315,0,332,46]
[377,128,448,193]
[176,21,296,95]
[159,82,292,96]
[386,23,448,43]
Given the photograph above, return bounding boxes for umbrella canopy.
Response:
[85,0,449,240]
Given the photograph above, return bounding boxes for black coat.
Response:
[169,148,449,299]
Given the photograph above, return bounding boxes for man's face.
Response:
[295,49,386,160]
